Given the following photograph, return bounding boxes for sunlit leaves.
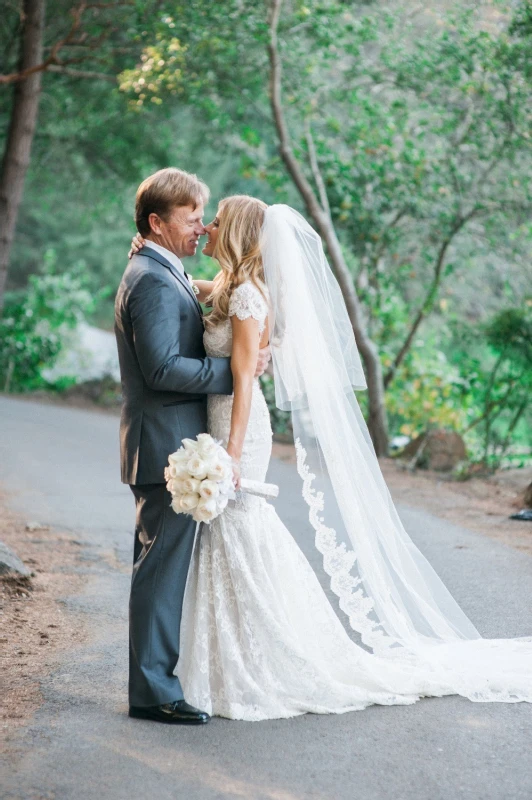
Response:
[119,31,187,108]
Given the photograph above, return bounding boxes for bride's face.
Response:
[202,212,220,257]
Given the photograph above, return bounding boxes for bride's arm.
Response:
[226,315,261,489]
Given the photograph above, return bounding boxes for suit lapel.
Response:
[141,246,203,319]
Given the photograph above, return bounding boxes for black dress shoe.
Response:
[129,699,210,725]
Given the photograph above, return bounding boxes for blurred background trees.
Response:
[1,0,531,467]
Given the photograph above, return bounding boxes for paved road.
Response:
[1,396,531,800]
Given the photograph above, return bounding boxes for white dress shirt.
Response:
[145,240,185,274]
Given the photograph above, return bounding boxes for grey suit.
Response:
[114,245,233,707]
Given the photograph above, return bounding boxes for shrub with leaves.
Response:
[450,305,532,467]
[382,342,468,440]
[0,256,95,393]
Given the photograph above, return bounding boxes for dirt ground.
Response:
[0,496,89,741]
[382,460,532,555]
[272,443,532,556]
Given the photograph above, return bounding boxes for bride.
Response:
[133,195,532,721]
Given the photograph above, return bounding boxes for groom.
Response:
[115,168,270,724]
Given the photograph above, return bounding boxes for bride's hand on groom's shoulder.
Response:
[128,233,146,259]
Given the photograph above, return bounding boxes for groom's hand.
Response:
[254,345,271,378]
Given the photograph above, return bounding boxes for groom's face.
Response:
[148,203,206,258]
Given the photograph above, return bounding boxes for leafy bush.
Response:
[383,342,468,440]
[0,256,95,393]
[448,305,532,468]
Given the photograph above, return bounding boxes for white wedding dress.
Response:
[176,282,464,721]
[176,205,532,720]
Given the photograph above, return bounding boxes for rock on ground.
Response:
[0,540,31,577]
[401,429,467,471]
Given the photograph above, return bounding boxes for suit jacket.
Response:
[114,245,233,485]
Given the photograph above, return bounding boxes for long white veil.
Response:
[261,204,532,703]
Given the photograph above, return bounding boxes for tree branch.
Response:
[472,139,511,195]
[0,1,133,85]
[463,364,512,434]
[268,0,389,453]
[46,64,116,81]
[305,120,331,220]
[268,0,325,223]
[500,396,528,456]
[451,101,476,148]
[369,208,408,268]
[0,3,86,84]
[384,208,480,388]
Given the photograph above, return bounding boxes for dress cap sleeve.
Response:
[228,281,268,333]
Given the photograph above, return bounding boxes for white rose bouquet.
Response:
[164,433,234,523]
[165,434,279,524]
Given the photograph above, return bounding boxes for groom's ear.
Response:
[148,212,163,236]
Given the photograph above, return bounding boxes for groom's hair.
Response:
[135,168,210,236]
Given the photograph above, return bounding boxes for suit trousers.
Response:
[128,482,197,707]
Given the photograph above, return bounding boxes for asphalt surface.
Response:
[1,395,531,800]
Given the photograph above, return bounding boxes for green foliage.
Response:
[448,304,532,467]
[384,344,468,440]
[120,0,532,361]
[0,257,95,392]
[487,307,532,367]
[2,0,532,462]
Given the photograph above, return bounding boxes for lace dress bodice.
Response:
[203,281,272,471]
[203,280,269,357]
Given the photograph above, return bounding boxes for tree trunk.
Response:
[268,0,389,454]
[0,0,45,312]
[313,210,389,455]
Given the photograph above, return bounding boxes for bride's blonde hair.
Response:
[205,195,268,329]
